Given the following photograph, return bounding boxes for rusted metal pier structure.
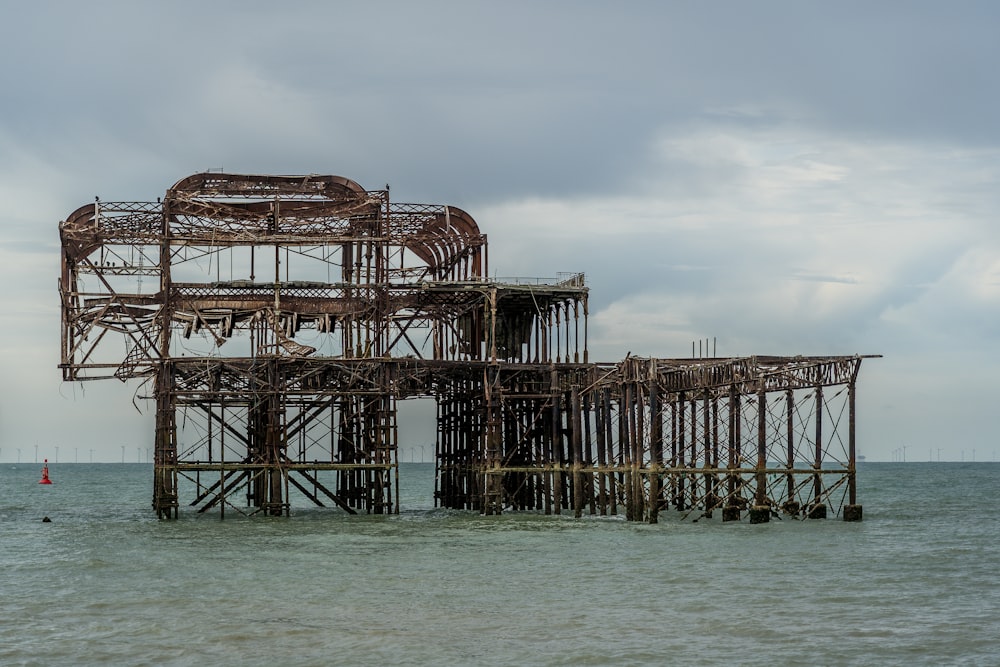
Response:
[59,172,873,522]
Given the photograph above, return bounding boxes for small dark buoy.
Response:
[42,516,52,522]
[39,459,53,485]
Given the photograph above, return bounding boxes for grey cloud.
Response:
[1,1,998,460]
[7,2,998,207]
[789,272,859,284]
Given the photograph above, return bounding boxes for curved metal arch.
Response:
[59,203,100,261]
[405,206,484,280]
[165,172,382,240]
[168,172,369,202]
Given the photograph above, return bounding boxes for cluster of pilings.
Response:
[151,359,401,518]
[58,173,874,521]
[436,355,868,522]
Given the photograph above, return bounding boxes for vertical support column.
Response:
[675,391,686,511]
[749,389,770,524]
[564,302,571,366]
[434,393,445,508]
[266,358,287,517]
[704,394,718,517]
[153,362,178,519]
[362,234,374,357]
[487,288,498,363]
[550,369,563,515]
[153,202,178,519]
[634,380,647,521]
[374,202,388,358]
[554,306,562,364]
[688,395,698,511]
[466,380,481,511]
[595,388,608,515]
[342,242,355,357]
[505,392,524,510]
[723,387,741,521]
[583,390,596,516]
[701,392,712,516]
[483,370,503,515]
[338,397,358,509]
[370,392,397,515]
[668,397,677,513]
[621,382,633,520]
[540,383,552,515]
[571,386,584,518]
[648,378,662,524]
[219,398,227,520]
[623,382,640,521]
[810,385,827,519]
[541,308,550,363]
[844,380,863,521]
[246,360,283,515]
[784,389,799,515]
[532,393,545,511]
[572,301,580,364]
[604,388,617,516]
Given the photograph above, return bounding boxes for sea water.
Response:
[1,462,997,666]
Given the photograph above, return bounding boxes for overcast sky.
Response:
[1,1,998,463]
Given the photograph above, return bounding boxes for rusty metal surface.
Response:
[58,173,874,521]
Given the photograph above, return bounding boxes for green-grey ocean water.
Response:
[1,462,997,666]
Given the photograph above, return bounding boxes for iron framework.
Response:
[59,172,875,522]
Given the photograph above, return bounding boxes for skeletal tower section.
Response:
[59,173,588,518]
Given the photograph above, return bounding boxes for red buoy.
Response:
[39,459,52,485]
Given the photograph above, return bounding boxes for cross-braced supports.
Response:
[432,356,871,522]
[152,359,399,518]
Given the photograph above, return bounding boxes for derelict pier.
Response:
[58,173,874,522]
